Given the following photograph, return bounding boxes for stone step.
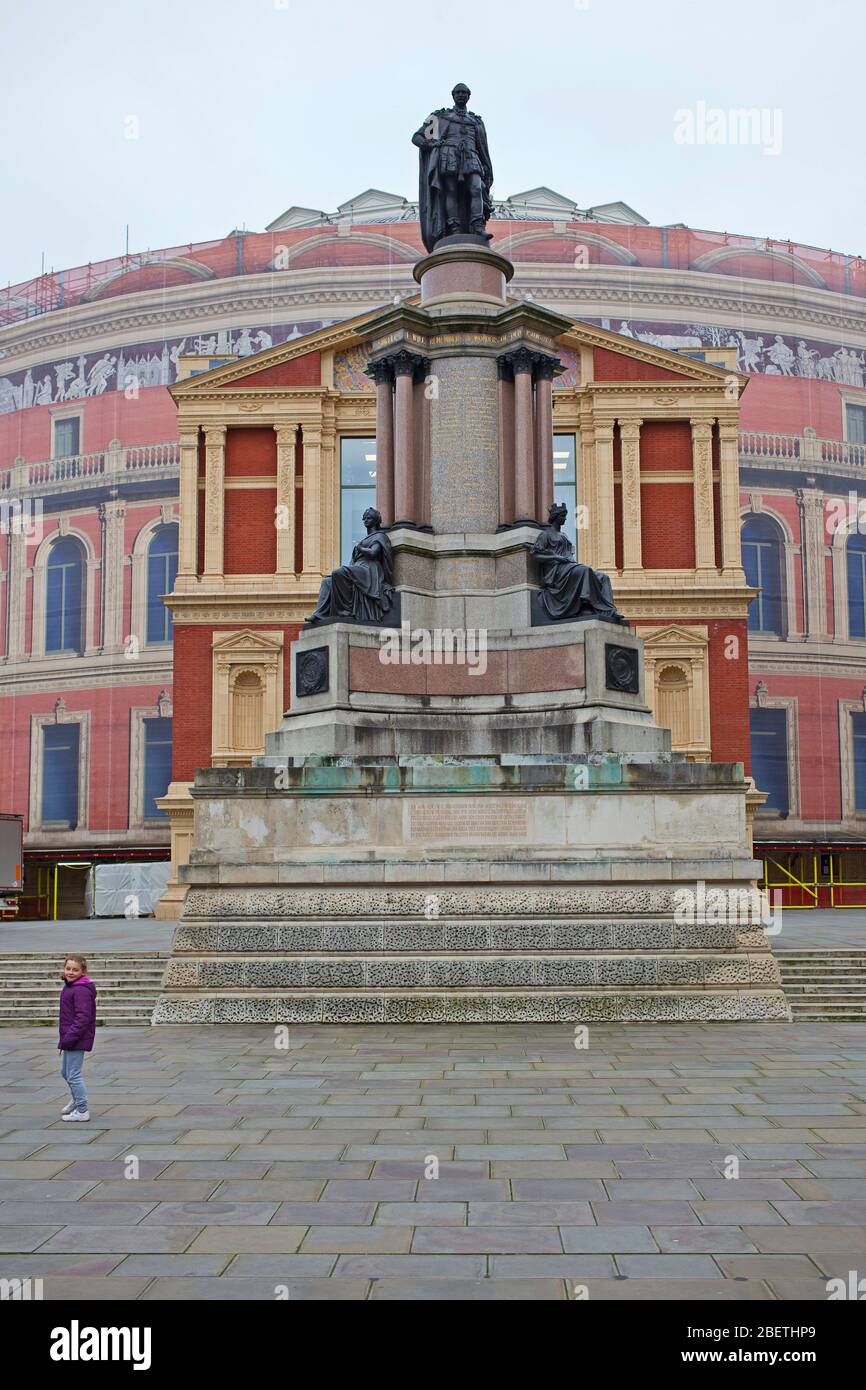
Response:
[0,950,166,1026]
[161,951,780,991]
[152,988,790,1024]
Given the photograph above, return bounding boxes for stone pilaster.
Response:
[691,418,715,572]
[275,426,296,577]
[5,526,27,661]
[797,487,828,639]
[718,421,744,577]
[203,425,226,578]
[619,418,643,572]
[177,427,199,584]
[594,416,616,572]
[98,499,126,652]
[301,425,322,577]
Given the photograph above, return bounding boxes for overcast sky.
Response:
[1,0,863,287]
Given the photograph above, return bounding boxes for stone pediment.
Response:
[169,308,381,397]
[211,629,284,655]
[557,320,745,389]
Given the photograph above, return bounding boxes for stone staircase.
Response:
[776,950,866,1021]
[0,953,168,1027]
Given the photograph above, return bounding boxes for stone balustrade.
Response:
[0,440,179,496]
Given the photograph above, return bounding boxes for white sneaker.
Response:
[62,1109,90,1122]
[62,1099,75,1115]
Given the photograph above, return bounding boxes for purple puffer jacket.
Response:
[58,976,97,1052]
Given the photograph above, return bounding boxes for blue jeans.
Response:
[60,1050,88,1111]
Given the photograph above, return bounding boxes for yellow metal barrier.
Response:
[760,853,819,909]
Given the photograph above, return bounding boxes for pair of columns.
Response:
[497,349,560,527]
[593,415,742,575]
[177,422,322,581]
[368,351,430,528]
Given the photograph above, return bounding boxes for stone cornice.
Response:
[4,261,866,373]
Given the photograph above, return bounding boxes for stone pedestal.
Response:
[153,238,787,1025]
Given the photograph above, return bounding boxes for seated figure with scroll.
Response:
[307,507,396,627]
[531,502,627,625]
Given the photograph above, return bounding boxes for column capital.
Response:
[508,346,538,376]
[178,426,201,448]
[496,354,514,382]
[533,354,561,382]
[689,416,715,434]
[391,348,424,378]
[618,417,643,438]
[203,424,227,443]
[366,358,395,386]
[274,425,297,446]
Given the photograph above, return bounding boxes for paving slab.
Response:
[1,1020,866,1299]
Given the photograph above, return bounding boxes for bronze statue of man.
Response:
[412,83,493,253]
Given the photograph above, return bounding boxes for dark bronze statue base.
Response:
[530,590,629,628]
[303,591,402,632]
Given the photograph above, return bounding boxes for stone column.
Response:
[392,350,418,527]
[797,487,828,639]
[497,356,515,526]
[534,356,557,523]
[691,417,715,572]
[512,348,537,525]
[415,367,431,528]
[275,426,296,577]
[370,360,395,527]
[594,416,616,572]
[177,427,199,583]
[717,421,743,576]
[619,418,643,571]
[301,425,322,577]
[98,500,126,652]
[203,425,226,578]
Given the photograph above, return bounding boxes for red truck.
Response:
[0,814,24,914]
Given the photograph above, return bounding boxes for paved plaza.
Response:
[1,1022,866,1300]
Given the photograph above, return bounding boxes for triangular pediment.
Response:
[211,629,284,655]
[584,200,649,226]
[642,624,709,649]
[502,187,579,214]
[336,189,411,216]
[557,319,745,389]
[169,307,382,397]
[266,206,331,232]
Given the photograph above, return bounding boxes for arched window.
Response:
[45,537,85,654]
[146,524,178,643]
[847,532,866,640]
[741,514,784,636]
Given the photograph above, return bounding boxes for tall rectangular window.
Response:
[52,417,81,458]
[846,404,866,445]
[42,723,80,825]
[553,433,578,553]
[853,712,866,813]
[143,718,172,819]
[750,707,789,815]
[340,438,377,565]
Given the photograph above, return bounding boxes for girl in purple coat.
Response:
[58,955,97,1122]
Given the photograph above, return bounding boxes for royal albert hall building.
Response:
[1,186,865,917]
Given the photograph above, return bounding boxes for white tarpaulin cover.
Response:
[91,862,171,918]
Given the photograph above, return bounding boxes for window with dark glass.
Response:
[854,712,866,813]
[52,417,80,458]
[553,433,578,553]
[750,707,789,814]
[848,532,866,640]
[146,525,179,643]
[846,404,866,446]
[741,514,784,635]
[340,438,377,565]
[143,718,172,818]
[42,723,80,825]
[45,537,85,654]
